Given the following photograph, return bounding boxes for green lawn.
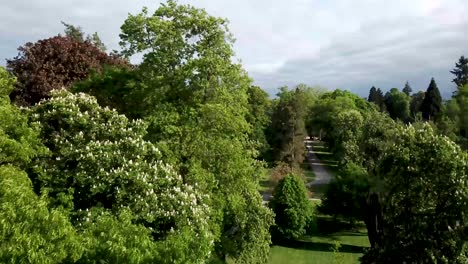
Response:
[269,225,369,264]
[268,191,369,264]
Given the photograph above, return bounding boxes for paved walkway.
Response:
[305,140,333,187]
[262,139,333,204]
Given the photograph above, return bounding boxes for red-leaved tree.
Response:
[7,36,127,106]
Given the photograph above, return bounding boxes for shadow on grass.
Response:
[274,239,367,254]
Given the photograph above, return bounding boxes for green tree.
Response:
[319,163,369,225]
[402,81,412,96]
[30,90,214,263]
[267,86,307,168]
[410,91,425,120]
[61,21,85,42]
[0,67,46,168]
[269,174,314,240]
[0,165,83,263]
[115,1,274,262]
[420,78,442,122]
[62,21,107,51]
[367,86,385,111]
[246,85,272,159]
[384,88,410,122]
[450,55,468,89]
[361,124,468,263]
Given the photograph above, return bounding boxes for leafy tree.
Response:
[410,91,425,120]
[420,78,442,122]
[450,55,468,89]
[367,86,385,111]
[30,90,214,263]
[361,124,468,263]
[7,36,125,106]
[268,87,307,168]
[246,85,272,159]
[62,21,107,51]
[402,81,412,96]
[0,165,83,263]
[115,1,274,262]
[269,174,314,240]
[384,88,410,122]
[319,163,369,225]
[0,67,46,168]
[61,21,85,42]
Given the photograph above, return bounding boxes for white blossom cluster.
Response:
[31,90,214,254]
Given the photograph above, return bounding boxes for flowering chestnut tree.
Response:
[30,90,213,263]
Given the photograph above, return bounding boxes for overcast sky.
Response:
[1,0,467,97]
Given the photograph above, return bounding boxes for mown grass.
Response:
[269,215,370,264]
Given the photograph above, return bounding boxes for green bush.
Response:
[269,174,314,240]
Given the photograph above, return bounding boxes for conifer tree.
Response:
[420,78,442,122]
[402,81,412,96]
[450,55,468,89]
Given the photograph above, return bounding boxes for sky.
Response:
[1,0,467,98]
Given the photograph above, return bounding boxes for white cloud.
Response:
[1,0,467,97]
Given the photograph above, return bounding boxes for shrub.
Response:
[269,174,314,240]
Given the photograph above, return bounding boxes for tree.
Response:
[410,91,425,120]
[319,163,369,225]
[450,55,468,89]
[402,81,412,96]
[61,21,85,42]
[246,85,272,159]
[362,124,468,263]
[30,90,214,263]
[115,1,274,262]
[367,86,385,112]
[0,67,46,168]
[384,88,410,122]
[0,165,83,263]
[7,36,125,106]
[268,86,307,168]
[62,21,107,51]
[269,174,314,240]
[420,78,442,122]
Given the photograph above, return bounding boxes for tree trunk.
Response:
[365,192,384,249]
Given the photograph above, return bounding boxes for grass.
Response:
[269,216,370,264]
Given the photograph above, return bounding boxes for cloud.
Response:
[1,0,467,98]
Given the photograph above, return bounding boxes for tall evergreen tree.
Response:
[368,86,378,102]
[402,81,412,96]
[450,55,468,89]
[420,78,442,122]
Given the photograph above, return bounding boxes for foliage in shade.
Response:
[269,174,314,240]
[410,91,425,120]
[6,36,126,106]
[420,78,442,122]
[367,86,385,112]
[318,163,369,224]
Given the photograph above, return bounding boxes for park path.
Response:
[262,139,333,203]
[304,140,333,188]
